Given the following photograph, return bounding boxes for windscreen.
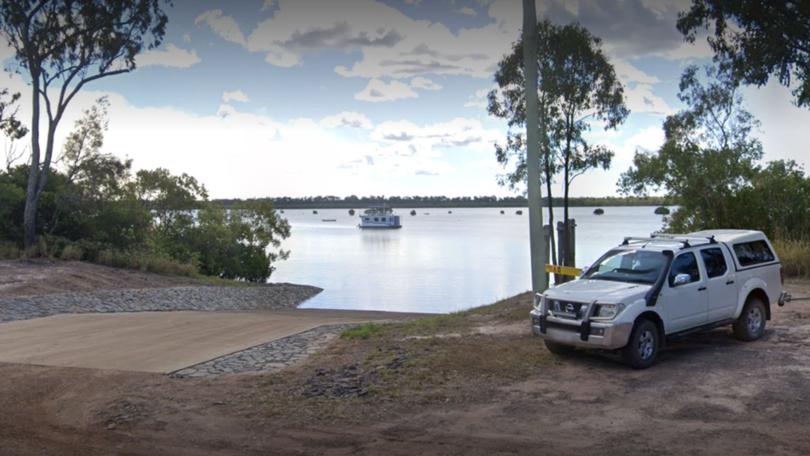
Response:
[584,249,667,284]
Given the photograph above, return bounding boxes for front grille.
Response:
[549,300,588,320]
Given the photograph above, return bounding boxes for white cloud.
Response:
[464,87,492,109]
[195,0,711,86]
[371,117,498,150]
[623,126,666,153]
[410,76,442,91]
[222,90,250,103]
[745,81,810,167]
[613,60,660,85]
[321,111,373,129]
[625,84,675,116]
[0,73,480,197]
[195,10,246,46]
[458,7,477,16]
[355,79,418,102]
[136,44,200,69]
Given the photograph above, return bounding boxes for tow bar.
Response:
[780,293,810,306]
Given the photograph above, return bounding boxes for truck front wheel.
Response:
[622,319,659,369]
[733,297,767,341]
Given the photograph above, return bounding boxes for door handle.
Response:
[726,280,735,285]
[698,286,707,291]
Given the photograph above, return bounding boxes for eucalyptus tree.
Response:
[489,20,627,267]
[619,65,763,232]
[678,1,810,107]
[0,0,170,248]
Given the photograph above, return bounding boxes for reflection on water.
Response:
[271,206,671,314]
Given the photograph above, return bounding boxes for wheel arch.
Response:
[746,288,771,320]
[636,311,666,346]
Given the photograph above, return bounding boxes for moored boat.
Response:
[358,206,401,229]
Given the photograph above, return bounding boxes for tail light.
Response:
[780,267,784,285]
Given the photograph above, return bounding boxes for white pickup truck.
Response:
[531,230,787,368]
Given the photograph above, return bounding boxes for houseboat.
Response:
[359,206,401,229]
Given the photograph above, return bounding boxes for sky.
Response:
[1,0,808,199]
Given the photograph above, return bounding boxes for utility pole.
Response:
[522,0,548,295]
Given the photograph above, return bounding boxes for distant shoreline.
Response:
[215,196,674,210]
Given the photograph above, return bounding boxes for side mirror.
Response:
[673,273,691,287]
[579,266,589,277]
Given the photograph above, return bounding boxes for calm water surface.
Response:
[271,206,671,313]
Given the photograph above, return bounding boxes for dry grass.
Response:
[774,238,810,279]
[257,292,551,423]
[96,249,198,278]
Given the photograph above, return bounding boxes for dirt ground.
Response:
[1,263,809,455]
[0,260,207,298]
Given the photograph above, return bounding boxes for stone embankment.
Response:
[0,284,322,323]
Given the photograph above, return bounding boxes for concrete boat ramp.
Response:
[0,309,422,374]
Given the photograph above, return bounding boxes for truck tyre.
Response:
[544,340,575,356]
[733,296,767,341]
[622,319,659,369]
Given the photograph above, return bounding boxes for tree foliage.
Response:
[678,0,810,107]
[618,64,810,238]
[489,20,627,265]
[0,102,290,282]
[0,0,170,247]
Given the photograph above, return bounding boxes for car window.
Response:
[700,248,727,278]
[733,240,776,267]
[584,249,668,285]
[669,252,700,286]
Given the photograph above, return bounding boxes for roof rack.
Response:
[621,233,717,249]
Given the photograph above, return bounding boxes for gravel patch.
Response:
[171,324,351,378]
[0,284,321,323]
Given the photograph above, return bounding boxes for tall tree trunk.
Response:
[544,154,557,266]
[562,111,573,267]
[23,78,42,249]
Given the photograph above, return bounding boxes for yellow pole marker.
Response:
[545,264,582,277]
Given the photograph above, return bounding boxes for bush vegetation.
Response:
[773,239,810,280]
[0,100,289,282]
[620,65,810,278]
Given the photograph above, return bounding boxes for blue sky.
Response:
[1,0,808,199]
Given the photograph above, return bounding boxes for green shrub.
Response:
[341,323,384,340]
[59,244,84,261]
[774,238,810,279]
[0,241,19,260]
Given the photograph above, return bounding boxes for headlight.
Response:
[593,303,625,319]
[534,293,546,311]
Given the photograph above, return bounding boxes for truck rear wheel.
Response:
[544,340,575,356]
[622,319,659,369]
[733,297,767,341]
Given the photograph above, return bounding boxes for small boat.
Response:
[349,209,356,216]
[312,210,318,215]
[593,208,605,215]
[654,206,670,215]
[410,210,417,216]
[516,210,523,215]
[322,219,337,222]
[358,206,402,229]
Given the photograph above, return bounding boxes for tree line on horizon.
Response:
[216,195,674,210]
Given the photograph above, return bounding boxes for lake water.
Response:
[271,206,671,314]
